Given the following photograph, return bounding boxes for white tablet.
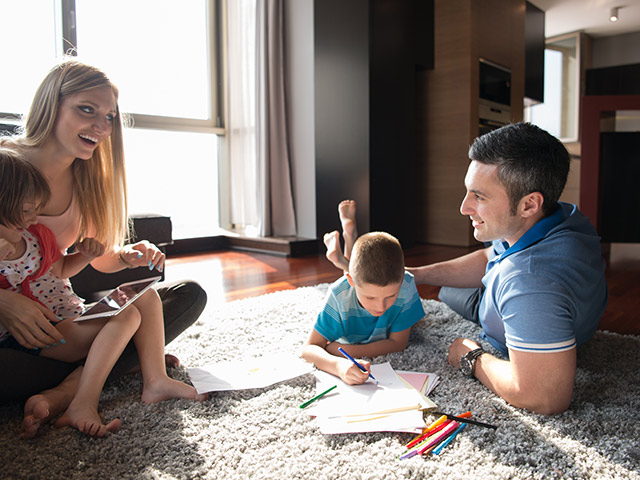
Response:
[74,276,161,322]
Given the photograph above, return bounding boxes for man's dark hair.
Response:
[468,122,570,216]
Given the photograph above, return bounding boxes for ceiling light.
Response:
[610,7,619,22]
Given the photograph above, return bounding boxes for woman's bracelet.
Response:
[118,251,136,269]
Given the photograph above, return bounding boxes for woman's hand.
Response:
[0,289,64,349]
[118,240,165,272]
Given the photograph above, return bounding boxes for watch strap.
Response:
[462,347,485,376]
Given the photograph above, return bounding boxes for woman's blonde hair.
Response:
[15,59,129,249]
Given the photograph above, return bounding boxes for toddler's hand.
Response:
[0,238,15,261]
[76,238,106,260]
[337,358,371,385]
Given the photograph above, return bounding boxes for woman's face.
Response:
[53,85,118,160]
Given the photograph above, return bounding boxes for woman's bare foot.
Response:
[21,366,82,439]
[141,376,207,404]
[55,403,121,438]
[324,231,349,272]
[338,200,357,253]
[126,353,181,375]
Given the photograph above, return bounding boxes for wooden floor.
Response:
[165,243,640,336]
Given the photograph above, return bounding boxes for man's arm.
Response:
[407,247,491,288]
[449,338,576,415]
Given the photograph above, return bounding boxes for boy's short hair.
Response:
[0,147,50,227]
[349,232,404,286]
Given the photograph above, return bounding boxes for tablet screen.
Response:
[75,276,161,321]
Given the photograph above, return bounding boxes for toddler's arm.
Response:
[301,328,371,385]
[325,327,411,358]
[51,238,106,279]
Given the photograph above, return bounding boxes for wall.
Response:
[285,0,431,245]
[416,0,526,246]
[591,31,640,69]
[284,0,316,239]
[313,0,371,238]
[285,0,526,246]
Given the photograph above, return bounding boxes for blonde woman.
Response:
[0,60,207,436]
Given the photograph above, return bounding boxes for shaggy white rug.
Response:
[1,284,639,480]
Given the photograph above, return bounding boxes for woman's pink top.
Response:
[37,195,81,252]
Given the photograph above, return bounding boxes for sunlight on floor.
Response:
[164,257,226,310]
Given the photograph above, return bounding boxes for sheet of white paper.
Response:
[187,355,313,393]
[315,408,425,435]
[304,363,430,433]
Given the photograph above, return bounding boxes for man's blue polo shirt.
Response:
[478,202,608,356]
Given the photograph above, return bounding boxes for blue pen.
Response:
[337,347,377,382]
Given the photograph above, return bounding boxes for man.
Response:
[408,122,608,415]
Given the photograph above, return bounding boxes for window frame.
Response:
[1,0,226,136]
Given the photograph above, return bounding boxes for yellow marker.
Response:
[405,414,447,448]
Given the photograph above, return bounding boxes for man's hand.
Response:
[448,336,576,414]
[448,337,482,369]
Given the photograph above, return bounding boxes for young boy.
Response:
[301,201,425,385]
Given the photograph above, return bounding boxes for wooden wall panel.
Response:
[417,0,474,245]
[417,0,526,246]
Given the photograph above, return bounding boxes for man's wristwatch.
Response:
[460,347,485,377]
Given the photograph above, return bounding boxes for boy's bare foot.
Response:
[141,376,208,404]
[338,200,357,250]
[54,403,121,438]
[21,367,82,439]
[324,231,349,272]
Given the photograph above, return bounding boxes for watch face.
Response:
[461,357,473,376]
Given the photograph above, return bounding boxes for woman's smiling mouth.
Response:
[79,133,98,146]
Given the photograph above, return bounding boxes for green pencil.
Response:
[299,385,338,409]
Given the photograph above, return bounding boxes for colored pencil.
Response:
[299,385,337,409]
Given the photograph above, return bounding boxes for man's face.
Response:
[460,161,529,246]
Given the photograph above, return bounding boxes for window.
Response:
[525,33,581,143]
[0,0,225,240]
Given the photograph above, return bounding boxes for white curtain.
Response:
[227,0,258,233]
[227,0,297,237]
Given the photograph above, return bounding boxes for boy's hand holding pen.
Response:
[338,347,377,385]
